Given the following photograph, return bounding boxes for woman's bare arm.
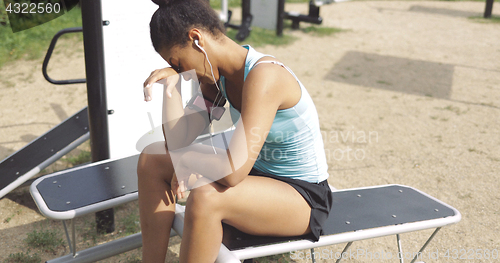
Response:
[144,68,209,150]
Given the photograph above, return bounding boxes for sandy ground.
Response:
[1,1,499,262]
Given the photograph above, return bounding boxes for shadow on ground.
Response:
[325,51,454,99]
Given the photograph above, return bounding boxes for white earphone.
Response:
[193,38,225,154]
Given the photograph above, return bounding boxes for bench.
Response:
[30,147,460,262]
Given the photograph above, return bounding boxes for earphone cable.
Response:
[198,43,225,154]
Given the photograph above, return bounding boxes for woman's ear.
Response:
[188,28,204,48]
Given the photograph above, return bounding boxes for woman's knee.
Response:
[185,183,223,219]
[137,142,172,180]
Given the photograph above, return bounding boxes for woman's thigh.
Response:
[189,175,312,237]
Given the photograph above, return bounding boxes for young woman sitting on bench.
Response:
[139,0,332,262]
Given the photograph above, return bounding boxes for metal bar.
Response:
[311,248,316,263]
[47,232,139,263]
[62,220,73,255]
[80,0,113,234]
[217,244,243,263]
[220,0,229,22]
[308,0,321,17]
[397,234,404,263]
[410,227,441,263]
[42,27,86,85]
[335,241,353,263]
[236,0,252,41]
[484,0,494,18]
[72,219,76,257]
[46,230,177,263]
[277,0,286,36]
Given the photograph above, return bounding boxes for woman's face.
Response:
[159,42,218,85]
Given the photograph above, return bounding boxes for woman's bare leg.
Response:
[137,142,176,263]
[179,176,312,263]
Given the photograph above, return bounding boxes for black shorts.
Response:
[249,168,333,242]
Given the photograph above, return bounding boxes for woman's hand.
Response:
[171,172,187,199]
[143,67,179,101]
[171,170,203,199]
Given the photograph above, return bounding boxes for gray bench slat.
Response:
[35,154,139,211]
[222,185,455,250]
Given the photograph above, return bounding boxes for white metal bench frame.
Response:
[31,170,460,263]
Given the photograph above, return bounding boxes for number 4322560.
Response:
[6,2,61,14]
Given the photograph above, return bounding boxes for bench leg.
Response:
[397,234,404,263]
[63,220,77,257]
[62,220,73,255]
[72,219,77,257]
[335,241,353,263]
[410,227,441,263]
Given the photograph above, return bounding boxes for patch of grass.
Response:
[488,156,500,162]
[210,0,242,9]
[376,80,392,85]
[468,15,500,24]
[63,149,91,166]
[80,218,101,245]
[227,27,298,47]
[4,216,12,223]
[468,148,486,154]
[227,13,343,47]
[436,105,469,115]
[4,251,41,263]
[2,209,21,223]
[210,0,309,9]
[118,210,141,236]
[352,73,361,77]
[300,25,344,37]
[122,256,142,263]
[0,2,82,69]
[0,0,7,25]
[25,229,65,254]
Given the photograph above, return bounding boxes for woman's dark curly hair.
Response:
[150,0,225,53]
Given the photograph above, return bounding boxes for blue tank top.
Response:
[220,45,329,183]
